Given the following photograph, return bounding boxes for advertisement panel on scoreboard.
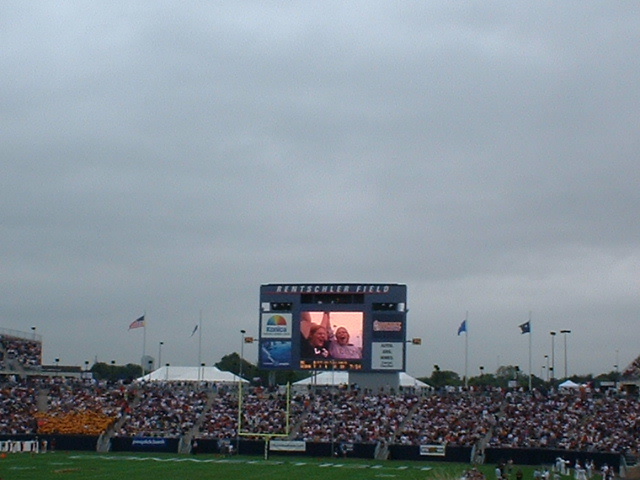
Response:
[258,283,407,373]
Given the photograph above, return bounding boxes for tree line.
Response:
[90,356,622,388]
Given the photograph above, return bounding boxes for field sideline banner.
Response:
[0,440,39,453]
[269,440,306,452]
[419,444,446,456]
[132,438,168,449]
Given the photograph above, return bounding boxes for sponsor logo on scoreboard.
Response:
[373,320,403,332]
[261,313,292,338]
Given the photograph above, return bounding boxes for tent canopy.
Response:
[558,379,580,389]
[293,371,430,389]
[136,366,247,383]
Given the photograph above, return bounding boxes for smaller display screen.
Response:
[260,340,292,368]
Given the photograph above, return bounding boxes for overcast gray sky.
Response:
[1,2,638,379]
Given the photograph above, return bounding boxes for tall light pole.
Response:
[550,331,556,382]
[158,341,164,370]
[237,329,247,456]
[560,329,571,379]
[239,329,246,379]
[544,355,549,382]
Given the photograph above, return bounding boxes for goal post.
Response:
[236,381,292,457]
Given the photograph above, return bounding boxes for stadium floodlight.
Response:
[549,331,556,381]
[239,330,247,379]
[560,330,571,379]
[544,355,549,381]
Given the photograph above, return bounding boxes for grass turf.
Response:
[0,451,537,480]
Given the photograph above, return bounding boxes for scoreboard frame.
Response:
[258,283,408,373]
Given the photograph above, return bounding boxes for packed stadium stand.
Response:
[0,329,42,373]
[0,327,638,466]
[0,376,638,461]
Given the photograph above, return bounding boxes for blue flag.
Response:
[519,321,531,334]
[457,320,467,335]
[190,324,198,337]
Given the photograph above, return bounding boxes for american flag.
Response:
[129,315,145,330]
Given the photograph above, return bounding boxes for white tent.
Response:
[294,371,349,386]
[136,366,248,383]
[558,379,580,389]
[398,372,431,389]
[293,371,430,389]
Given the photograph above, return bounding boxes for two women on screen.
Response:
[300,311,362,360]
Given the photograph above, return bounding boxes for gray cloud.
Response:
[1,2,638,377]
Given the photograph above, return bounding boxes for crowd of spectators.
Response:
[293,389,418,444]
[36,377,128,435]
[488,390,640,454]
[0,380,38,434]
[240,387,296,437]
[0,376,639,458]
[196,385,298,440]
[0,335,42,370]
[399,391,502,447]
[116,382,209,438]
[197,390,239,439]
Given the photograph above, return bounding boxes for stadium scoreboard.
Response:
[259,283,408,373]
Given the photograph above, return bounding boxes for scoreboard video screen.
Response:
[259,283,407,372]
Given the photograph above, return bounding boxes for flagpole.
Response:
[464,311,468,389]
[142,311,147,371]
[198,310,203,377]
[528,311,532,391]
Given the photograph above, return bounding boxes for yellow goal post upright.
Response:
[236,379,291,460]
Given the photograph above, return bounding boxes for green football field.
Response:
[0,451,537,480]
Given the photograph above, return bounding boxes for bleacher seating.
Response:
[0,334,42,371]
[0,376,638,458]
